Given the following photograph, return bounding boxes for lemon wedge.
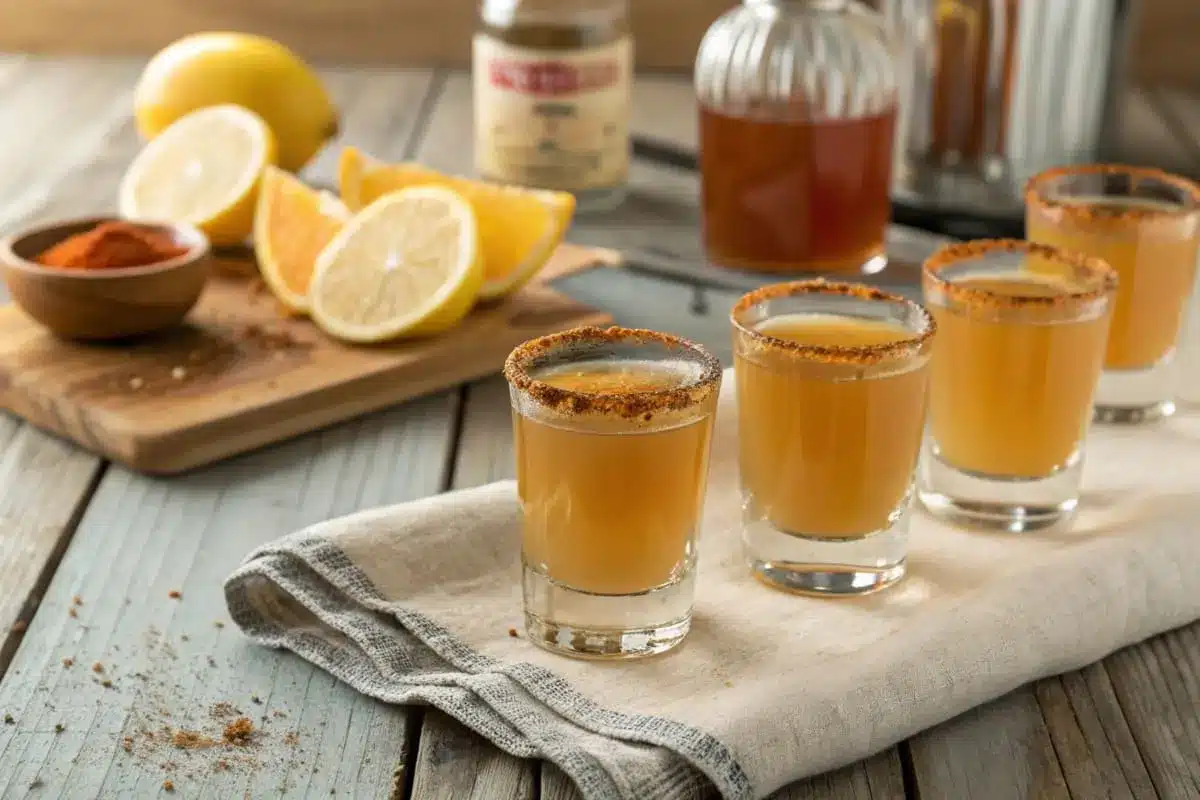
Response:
[338,147,575,301]
[309,186,483,343]
[119,104,277,246]
[253,166,349,313]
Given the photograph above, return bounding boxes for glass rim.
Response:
[503,325,723,418]
[1024,163,1200,221]
[730,280,936,365]
[923,239,1118,308]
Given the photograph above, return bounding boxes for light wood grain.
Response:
[0,393,458,798]
[907,689,1071,800]
[0,421,102,672]
[0,59,145,681]
[0,63,446,799]
[0,243,612,475]
[1035,667,1157,799]
[1104,628,1200,798]
[767,752,905,800]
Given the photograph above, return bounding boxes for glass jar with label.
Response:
[474,0,632,213]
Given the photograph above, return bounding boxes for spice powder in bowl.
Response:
[0,216,211,340]
[35,220,190,270]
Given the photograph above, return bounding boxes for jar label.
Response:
[472,34,632,192]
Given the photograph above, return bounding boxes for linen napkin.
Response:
[226,369,1200,800]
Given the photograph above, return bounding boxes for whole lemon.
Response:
[134,32,339,173]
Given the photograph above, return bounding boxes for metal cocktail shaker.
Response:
[877,0,1139,226]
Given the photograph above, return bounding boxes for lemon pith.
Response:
[119,104,277,246]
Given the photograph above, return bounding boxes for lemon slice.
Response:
[119,104,277,246]
[338,147,575,300]
[310,186,484,343]
[253,166,349,313]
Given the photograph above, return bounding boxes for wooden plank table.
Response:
[0,58,1198,799]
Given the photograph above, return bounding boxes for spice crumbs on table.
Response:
[168,590,182,600]
[250,695,262,705]
[171,730,217,749]
[72,595,83,606]
[101,679,114,689]
[283,731,299,746]
[222,717,255,746]
[507,627,519,638]
[213,621,225,629]
[54,723,65,734]
[162,779,175,792]
[68,608,78,618]
[92,662,104,674]
[122,736,134,753]
[3,713,13,725]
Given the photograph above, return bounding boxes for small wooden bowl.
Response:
[0,216,211,340]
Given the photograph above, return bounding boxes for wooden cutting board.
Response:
[0,243,616,474]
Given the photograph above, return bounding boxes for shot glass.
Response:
[1026,164,1200,423]
[919,240,1117,531]
[732,282,935,596]
[503,326,722,659]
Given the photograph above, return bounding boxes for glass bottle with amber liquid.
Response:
[696,0,900,274]
[474,0,632,213]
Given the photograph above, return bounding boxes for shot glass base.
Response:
[521,566,694,660]
[1093,400,1175,425]
[919,449,1079,532]
[749,559,906,596]
[1093,357,1178,425]
[741,509,909,597]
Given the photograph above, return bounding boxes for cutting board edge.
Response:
[72,306,615,475]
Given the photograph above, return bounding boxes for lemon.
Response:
[119,105,277,246]
[135,32,339,173]
[310,187,484,343]
[254,166,349,313]
[338,147,575,300]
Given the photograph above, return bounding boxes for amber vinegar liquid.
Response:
[735,314,929,538]
[514,360,714,595]
[699,106,896,274]
[928,274,1111,478]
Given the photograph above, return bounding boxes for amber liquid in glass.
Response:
[699,106,895,274]
[736,314,928,537]
[929,274,1110,478]
[515,360,713,596]
[1028,197,1200,370]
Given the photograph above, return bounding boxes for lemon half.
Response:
[119,104,277,246]
[310,186,483,343]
